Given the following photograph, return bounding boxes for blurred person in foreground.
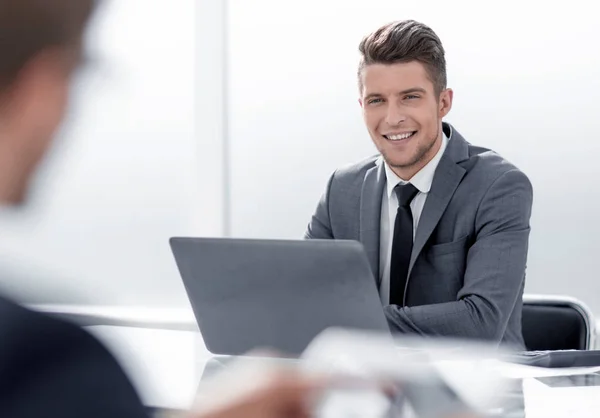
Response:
[0,0,328,417]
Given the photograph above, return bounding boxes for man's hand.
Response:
[189,356,326,418]
[192,368,320,418]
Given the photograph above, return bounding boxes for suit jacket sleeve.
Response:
[384,169,533,343]
[0,298,149,418]
[304,170,336,239]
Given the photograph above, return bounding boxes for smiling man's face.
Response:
[359,60,453,180]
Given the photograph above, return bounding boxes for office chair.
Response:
[521,294,596,351]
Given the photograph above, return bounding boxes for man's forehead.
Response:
[362,61,429,81]
[360,62,433,95]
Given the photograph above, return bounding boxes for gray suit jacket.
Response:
[305,122,533,349]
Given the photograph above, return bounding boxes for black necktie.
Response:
[389,183,419,306]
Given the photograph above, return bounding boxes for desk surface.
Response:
[84,325,600,418]
[30,304,199,331]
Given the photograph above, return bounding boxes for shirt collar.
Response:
[383,131,449,199]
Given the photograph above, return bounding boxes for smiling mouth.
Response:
[383,131,417,141]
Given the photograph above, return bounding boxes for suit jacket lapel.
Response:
[359,161,386,284]
[408,124,469,276]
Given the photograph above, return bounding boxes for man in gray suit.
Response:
[305,20,533,349]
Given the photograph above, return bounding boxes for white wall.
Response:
[0,0,226,307]
[228,0,600,312]
[1,0,598,317]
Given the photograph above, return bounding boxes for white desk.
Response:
[29,304,198,331]
[81,325,600,417]
[87,326,205,410]
[29,303,600,349]
[27,305,600,416]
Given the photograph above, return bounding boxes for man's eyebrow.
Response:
[398,87,427,95]
[363,93,383,101]
[364,87,427,101]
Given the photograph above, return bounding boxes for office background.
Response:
[0,0,598,322]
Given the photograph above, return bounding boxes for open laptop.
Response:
[169,237,390,356]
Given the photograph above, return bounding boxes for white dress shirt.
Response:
[379,132,449,305]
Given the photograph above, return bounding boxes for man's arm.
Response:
[384,169,533,342]
[304,170,336,239]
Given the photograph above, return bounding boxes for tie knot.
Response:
[394,183,419,207]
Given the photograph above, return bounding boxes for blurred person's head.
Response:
[0,0,96,205]
[357,20,453,180]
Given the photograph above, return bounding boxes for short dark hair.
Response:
[358,20,447,95]
[0,0,96,89]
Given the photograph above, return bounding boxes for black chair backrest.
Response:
[522,303,589,351]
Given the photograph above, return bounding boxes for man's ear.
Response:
[438,88,453,118]
[6,49,69,118]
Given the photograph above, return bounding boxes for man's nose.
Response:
[385,103,406,126]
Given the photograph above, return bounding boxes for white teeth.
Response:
[387,132,414,141]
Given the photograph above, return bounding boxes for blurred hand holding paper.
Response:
[302,328,512,418]
[193,328,519,418]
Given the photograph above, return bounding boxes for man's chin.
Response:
[0,182,33,209]
[382,155,419,170]
[1,194,28,208]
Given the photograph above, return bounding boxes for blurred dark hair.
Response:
[0,0,96,89]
